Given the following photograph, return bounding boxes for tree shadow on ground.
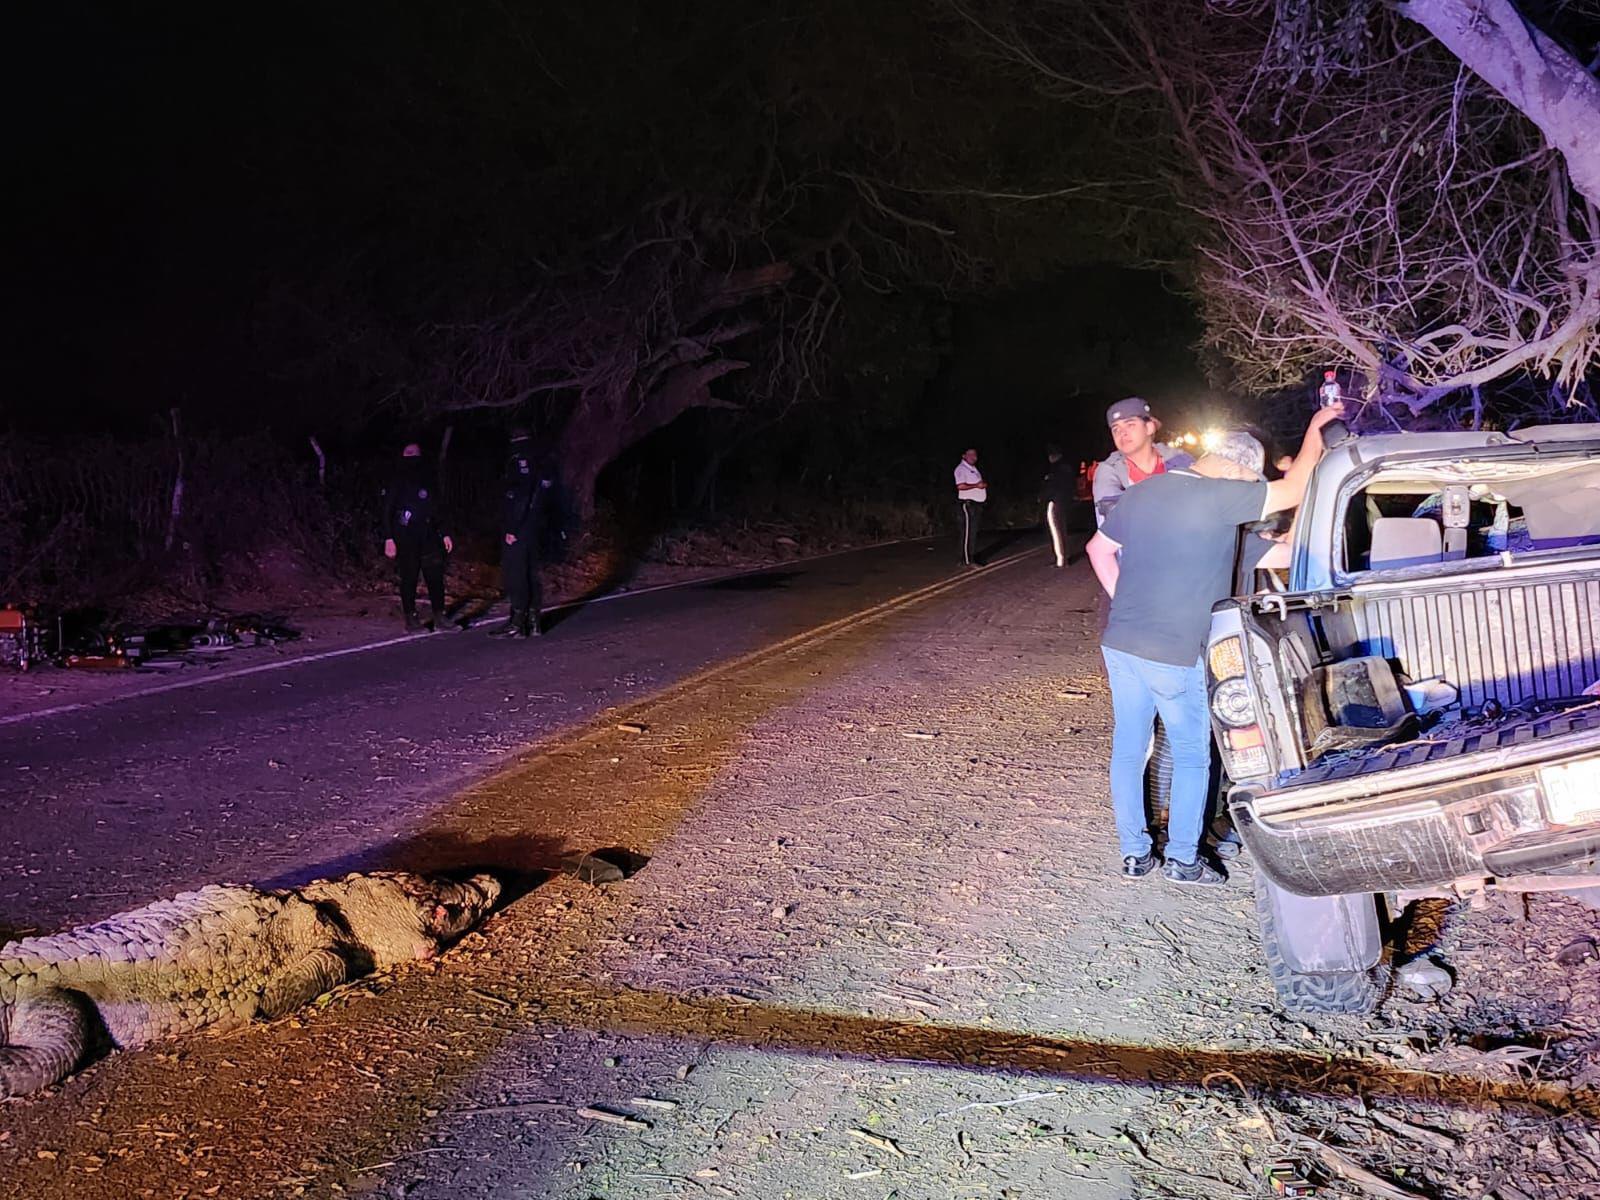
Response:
[701,570,799,591]
[533,979,1600,1121]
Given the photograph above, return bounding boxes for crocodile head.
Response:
[303,872,501,966]
[420,873,502,949]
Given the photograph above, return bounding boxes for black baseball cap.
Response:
[1106,398,1155,427]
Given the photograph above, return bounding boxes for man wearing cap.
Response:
[1092,398,1194,526]
[1091,399,1194,853]
[953,447,987,568]
[1082,404,1345,885]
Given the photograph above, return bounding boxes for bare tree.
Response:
[422,170,979,518]
[423,198,811,517]
[960,0,1600,418]
[1189,7,1600,411]
[1400,0,1600,208]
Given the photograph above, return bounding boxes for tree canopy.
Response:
[15,2,1158,516]
[958,0,1600,423]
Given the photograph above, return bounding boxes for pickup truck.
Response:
[1207,423,1600,1014]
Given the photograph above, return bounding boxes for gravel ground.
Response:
[3,549,1598,1200]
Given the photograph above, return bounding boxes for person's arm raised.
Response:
[1263,403,1345,516]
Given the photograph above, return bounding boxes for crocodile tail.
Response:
[1,989,89,1099]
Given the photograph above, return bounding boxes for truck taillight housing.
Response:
[1211,678,1255,726]
[1224,724,1270,776]
[1209,635,1246,681]
[1207,634,1270,778]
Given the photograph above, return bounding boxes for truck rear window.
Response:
[1339,460,1600,576]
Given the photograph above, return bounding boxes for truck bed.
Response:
[1336,569,1600,709]
[1282,698,1600,789]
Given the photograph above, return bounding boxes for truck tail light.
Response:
[1225,725,1270,776]
[1208,634,1270,778]
[1211,678,1255,727]
[1209,635,1246,681]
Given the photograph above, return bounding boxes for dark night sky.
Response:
[7,2,1204,473]
[933,270,1208,460]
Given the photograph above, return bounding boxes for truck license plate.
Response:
[1541,757,1600,826]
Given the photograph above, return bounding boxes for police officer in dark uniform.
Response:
[383,442,455,632]
[1040,444,1075,568]
[491,426,554,639]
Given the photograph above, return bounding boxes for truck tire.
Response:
[1147,721,1233,846]
[1253,870,1387,1015]
[1145,717,1173,830]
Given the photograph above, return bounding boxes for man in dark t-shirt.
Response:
[1083,405,1345,885]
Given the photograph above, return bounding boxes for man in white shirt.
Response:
[954,447,987,567]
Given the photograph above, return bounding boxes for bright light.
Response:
[1202,428,1225,451]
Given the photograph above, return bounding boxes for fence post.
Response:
[163,407,184,552]
[308,435,327,487]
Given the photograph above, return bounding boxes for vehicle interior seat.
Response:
[1368,516,1443,570]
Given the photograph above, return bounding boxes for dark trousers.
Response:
[503,535,542,617]
[396,538,445,616]
[959,499,984,564]
[1046,499,1067,566]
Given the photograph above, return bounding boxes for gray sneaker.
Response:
[1121,851,1157,878]
[1162,857,1226,886]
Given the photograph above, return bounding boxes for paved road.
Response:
[0,532,1046,936]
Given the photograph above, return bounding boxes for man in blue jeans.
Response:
[1083,404,1344,884]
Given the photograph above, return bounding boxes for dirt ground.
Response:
[3,552,1598,1200]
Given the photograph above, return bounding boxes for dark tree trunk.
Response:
[557,359,745,520]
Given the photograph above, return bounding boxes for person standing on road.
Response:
[1090,402,1195,839]
[954,447,987,568]
[383,442,455,633]
[1083,404,1345,885]
[491,426,555,639]
[1092,398,1193,527]
[1040,444,1074,568]
[1090,399,1204,855]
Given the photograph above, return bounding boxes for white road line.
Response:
[552,541,1046,742]
[0,632,430,728]
[0,533,1028,731]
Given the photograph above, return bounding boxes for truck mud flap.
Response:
[1258,874,1382,974]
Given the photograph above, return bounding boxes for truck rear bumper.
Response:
[1233,740,1600,896]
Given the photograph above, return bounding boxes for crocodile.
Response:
[1,871,499,1099]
